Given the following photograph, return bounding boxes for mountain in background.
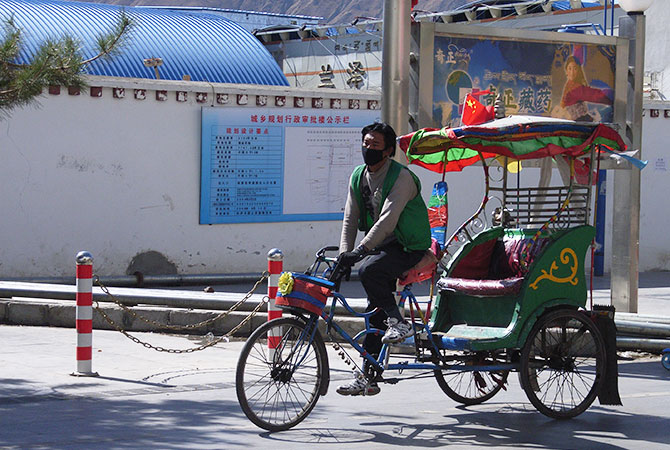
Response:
[83,0,468,24]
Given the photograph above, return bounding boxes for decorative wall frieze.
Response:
[46,79,382,112]
[216,93,229,104]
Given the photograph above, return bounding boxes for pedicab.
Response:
[235,115,632,431]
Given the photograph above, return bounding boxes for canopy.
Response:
[398,116,626,173]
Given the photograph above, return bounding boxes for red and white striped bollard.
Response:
[267,248,283,352]
[72,251,98,377]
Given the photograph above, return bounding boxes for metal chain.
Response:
[331,341,362,373]
[92,272,270,353]
[94,297,268,353]
[94,272,268,331]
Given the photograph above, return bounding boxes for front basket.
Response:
[276,272,334,316]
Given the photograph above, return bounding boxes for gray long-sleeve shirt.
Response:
[339,159,418,252]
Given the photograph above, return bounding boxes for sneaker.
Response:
[381,317,414,344]
[336,372,381,396]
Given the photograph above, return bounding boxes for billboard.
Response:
[432,35,616,127]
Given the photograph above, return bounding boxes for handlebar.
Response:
[309,245,380,291]
[317,246,339,255]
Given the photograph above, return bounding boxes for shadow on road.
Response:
[261,405,668,449]
[617,359,669,381]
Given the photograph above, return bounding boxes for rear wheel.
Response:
[520,309,605,419]
[434,351,509,405]
[236,317,328,431]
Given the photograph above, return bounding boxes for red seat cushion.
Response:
[398,238,442,286]
[437,276,525,297]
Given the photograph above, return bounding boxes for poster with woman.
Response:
[551,44,615,122]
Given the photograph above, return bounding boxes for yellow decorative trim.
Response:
[529,248,579,290]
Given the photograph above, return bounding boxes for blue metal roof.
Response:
[553,1,601,11]
[0,0,289,86]
[143,7,322,33]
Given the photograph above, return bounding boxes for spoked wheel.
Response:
[236,317,328,431]
[520,309,605,419]
[434,352,509,405]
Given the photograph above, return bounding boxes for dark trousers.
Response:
[358,240,425,358]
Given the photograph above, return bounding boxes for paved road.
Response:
[1,325,669,449]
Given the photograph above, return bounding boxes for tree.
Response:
[0,12,132,116]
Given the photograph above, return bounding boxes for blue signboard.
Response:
[200,107,379,224]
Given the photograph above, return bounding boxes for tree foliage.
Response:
[0,12,132,115]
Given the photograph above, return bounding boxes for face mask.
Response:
[362,146,385,166]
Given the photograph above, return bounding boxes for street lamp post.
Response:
[611,0,653,313]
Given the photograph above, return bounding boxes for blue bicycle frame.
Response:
[317,285,445,373]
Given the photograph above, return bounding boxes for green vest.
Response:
[351,160,431,252]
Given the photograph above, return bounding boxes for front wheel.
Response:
[236,317,328,431]
[520,309,605,419]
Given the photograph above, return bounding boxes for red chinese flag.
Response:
[461,93,494,126]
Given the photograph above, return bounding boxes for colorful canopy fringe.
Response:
[398,116,626,173]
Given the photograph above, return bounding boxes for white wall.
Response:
[632,102,670,271]
[644,2,670,98]
[0,77,380,278]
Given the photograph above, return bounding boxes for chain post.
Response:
[267,249,283,355]
[72,251,99,377]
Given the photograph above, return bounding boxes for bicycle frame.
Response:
[315,285,444,374]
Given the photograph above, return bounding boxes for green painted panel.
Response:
[432,225,596,351]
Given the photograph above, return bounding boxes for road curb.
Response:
[0,298,364,340]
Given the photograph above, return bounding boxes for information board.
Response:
[200,107,379,224]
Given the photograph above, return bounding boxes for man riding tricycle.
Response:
[235,115,635,431]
